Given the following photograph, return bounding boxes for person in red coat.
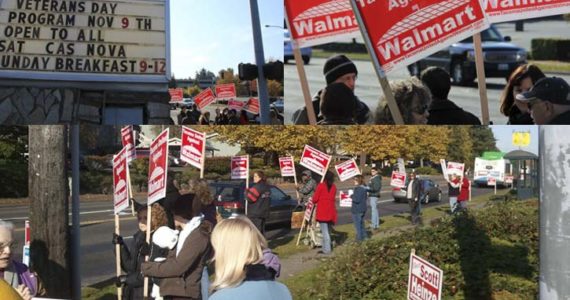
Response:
[457,174,470,211]
[312,171,337,255]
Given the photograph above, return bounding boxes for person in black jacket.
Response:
[112,201,169,299]
[292,55,370,124]
[405,173,422,225]
[245,171,271,236]
[420,67,481,125]
[318,82,358,125]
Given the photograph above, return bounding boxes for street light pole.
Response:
[249,0,270,124]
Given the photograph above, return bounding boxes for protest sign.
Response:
[194,88,216,110]
[215,83,237,99]
[180,127,206,176]
[408,252,443,300]
[244,98,260,114]
[231,156,249,180]
[299,145,332,177]
[121,126,136,162]
[148,129,169,205]
[482,0,570,23]
[228,99,246,111]
[279,156,296,177]
[169,88,184,102]
[335,159,361,182]
[391,171,407,188]
[284,0,361,48]
[339,190,353,207]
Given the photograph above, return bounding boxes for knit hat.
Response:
[323,55,358,84]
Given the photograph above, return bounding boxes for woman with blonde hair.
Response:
[209,217,291,300]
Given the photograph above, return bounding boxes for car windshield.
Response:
[459,27,503,43]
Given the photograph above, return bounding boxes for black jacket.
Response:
[427,98,481,125]
[507,106,534,125]
[547,110,570,125]
[292,90,370,124]
[246,181,271,218]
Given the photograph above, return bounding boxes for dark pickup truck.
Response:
[209,181,298,227]
[408,25,527,85]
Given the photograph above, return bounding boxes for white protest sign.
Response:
[339,190,353,208]
[407,253,443,300]
[335,159,361,182]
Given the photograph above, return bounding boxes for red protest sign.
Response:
[228,99,246,111]
[231,156,249,180]
[215,83,237,99]
[285,0,361,48]
[279,156,296,177]
[390,171,406,188]
[299,145,332,177]
[408,253,443,300]
[181,126,206,170]
[335,159,361,182]
[483,0,570,23]
[339,190,353,207]
[505,175,514,184]
[168,88,184,102]
[244,98,260,114]
[487,176,497,186]
[148,129,169,205]
[113,147,130,214]
[304,200,314,221]
[194,88,216,110]
[351,0,489,75]
[121,126,136,163]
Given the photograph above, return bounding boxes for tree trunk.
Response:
[28,125,71,298]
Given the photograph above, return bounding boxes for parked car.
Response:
[392,178,443,204]
[209,181,298,227]
[284,30,312,65]
[407,25,527,85]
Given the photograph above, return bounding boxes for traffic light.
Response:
[239,63,258,81]
[263,60,284,81]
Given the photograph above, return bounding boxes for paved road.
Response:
[0,177,494,286]
[285,20,570,124]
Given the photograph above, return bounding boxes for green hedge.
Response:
[531,38,570,61]
[290,200,538,299]
[80,170,113,194]
[0,160,28,198]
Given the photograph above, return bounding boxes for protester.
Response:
[208,217,292,300]
[239,110,249,125]
[406,173,421,225]
[500,64,546,124]
[215,108,229,125]
[312,171,338,255]
[0,221,45,300]
[141,194,212,300]
[0,278,23,300]
[420,67,481,125]
[351,175,368,242]
[112,201,169,299]
[245,171,271,236]
[516,77,570,125]
[448,174,461,214]
[457,174,470,211]
[178,106,189,125]
[189,104,202,123]
[296,170,317,206]
[292,54,370,124]
[374,78,431,124]
[198,112,210,125]
[367,167,381,230]
[317,82,358,124]
[227,109,240,125]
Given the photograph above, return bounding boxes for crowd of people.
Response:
[293,55,570,125]
[177,105,283,125]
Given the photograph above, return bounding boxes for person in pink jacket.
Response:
[312,171,337,255]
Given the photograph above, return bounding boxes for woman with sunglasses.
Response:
[374,78,432,124]
[500,64,546,124]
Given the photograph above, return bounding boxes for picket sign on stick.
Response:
[349,0,404,125]
[246,155,250,215]
[143,204,151,298]
[473,33,490,125]
[320,158,332,183]
[114,214,122,300]
[284,10,317,125]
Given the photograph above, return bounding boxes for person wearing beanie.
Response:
[318,82,357,124]
[292,54,370,124]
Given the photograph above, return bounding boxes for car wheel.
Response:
[409,62,421,77]
[451,60,467,85]
[423,195,429,204]
[303,56,310,65]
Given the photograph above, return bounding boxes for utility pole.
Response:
[28,125,71,298]
[249,0,270,124]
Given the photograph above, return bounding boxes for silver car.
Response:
[392,178,443,204]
